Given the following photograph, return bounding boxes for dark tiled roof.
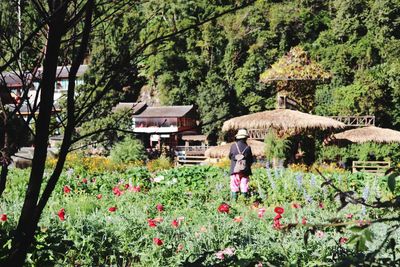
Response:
[114,102,147,114]
[36,65,88,80]
[0,72,32,88]
[134,105,194,118]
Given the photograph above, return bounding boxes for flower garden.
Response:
[0,158,399,266]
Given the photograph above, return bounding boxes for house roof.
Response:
[1,65,88,87]
[0,72,32,88]
[133,105,194,118]
[35,65,88,80]
[114,102,147,114]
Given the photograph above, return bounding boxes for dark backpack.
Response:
[233,142,249,173]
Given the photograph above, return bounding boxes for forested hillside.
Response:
[2,0,400,139]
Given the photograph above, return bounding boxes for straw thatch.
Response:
[333,126,400,143]
[205,140,265,158]
[222,109,345,133]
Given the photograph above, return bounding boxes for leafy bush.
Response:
[146,155,173,172]
[110,137,147,164]
[264,130,291,163]
[317,142,400,167]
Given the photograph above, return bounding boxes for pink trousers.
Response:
[230,173,249,193]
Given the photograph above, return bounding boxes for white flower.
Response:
[153,175,164,183]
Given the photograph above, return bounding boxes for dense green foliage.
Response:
[2,0,400,140]
[1,165,399,265]
[317,142,400,166]
[110,137,147,163]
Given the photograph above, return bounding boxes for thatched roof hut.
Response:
[333,126,400,143]
[222,109,345,134]
[205,140,265,158]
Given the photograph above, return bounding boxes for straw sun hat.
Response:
[235,128,249,139]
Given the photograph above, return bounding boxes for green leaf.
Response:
[349,226,364,233]
[387,173,398,193]
[363,229,374,242]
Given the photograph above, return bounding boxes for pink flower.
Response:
[108,206,117,212]
[255,262,263,267]
[1,214,7,222]
[82,178,88,184]
[96,194,102,199]
[218,203,230,214]
[274,214,282,220]
[339,237,348,244]
[63,185,71,194]
[318,202,324,209]
[222,247,235,256]
[148,219,157,228]
[132,185,141,192]
[112,186,123,196]
[274,207,284,214]
[292,203,301,209]
[215,251,225,260]
[156,204,164,212]
[301,217,307,225]
[171,219,179,228]
[258,208,266,217]
[57,208,65,221]
[273,219,282,230]
[345,214,353,219]
[315,230,325,238]
[233,216,243,223]
[124,183,130,189]
[177,243,184,252]
[153,237,163,246]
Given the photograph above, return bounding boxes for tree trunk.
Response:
[0,165,8,197]
[5,2,67,265]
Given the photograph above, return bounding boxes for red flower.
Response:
[217,203,230,214]
[171,219,179,228]
[63,185,71,194]
[57,208,65,221]
[153,237,163,246]
[96,194,102,199]
[274,207,284,214]
[0,214,7,222]
[292,203,301,209]
[113,186,123,196]
[132,185,141,192]
[148,219,157,228]
[301,217,307,225]
[339,237,348,244]
[274,214,282,220]
[108,206,117,212]
[273,219,282,230]
[82,178,88,184]
[156,204,164,212]
[124,184,130,189]
[318,202,324,209]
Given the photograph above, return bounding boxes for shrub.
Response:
[110,137,147,164]
[146,155,173,172]
[264,130,291,163]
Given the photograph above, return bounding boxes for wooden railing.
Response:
[175,146,210,165]
[352,161,390,175]
[247,129,269,140]
[329,116,375,126]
